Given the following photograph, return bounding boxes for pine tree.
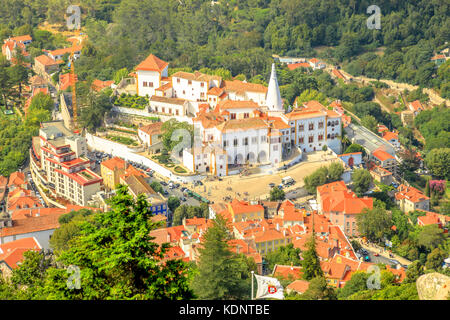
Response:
[301,230,324,281]
[191,213,253,299]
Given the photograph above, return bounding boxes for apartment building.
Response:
[38,121,102,206]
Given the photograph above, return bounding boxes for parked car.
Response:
[160,181,167,186]
[180,196,187,202]
[269,183,275,188]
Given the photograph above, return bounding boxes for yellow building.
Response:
[100,157,127,190]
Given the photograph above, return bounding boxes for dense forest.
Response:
[0,0,448,92]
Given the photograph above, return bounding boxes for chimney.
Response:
[276,223,280,231]
[290,262,293,270]
[167,233,171,243]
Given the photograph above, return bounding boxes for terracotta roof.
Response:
[5,35,32,43]
[287,62,311,71]
[286,280,310,293]
[101,157,126,171]
[273,264,303,280]
[332,69,345,79]
[8,171,26,187]
[136,54,168,72]
[207,87,225,96]
[216,99,260,110]
[48,45,82,57]
[35,54,62,67]
[172,71,221,82]
[216,117,268,132]
[223,80,267,94]
[409,100,424,112]
[417,212,440,226]
[383,131,398,142]
[372,148,395,162]
[59,73,77,91]
[139,122,163,136]
[0,212,64,237]
[8,196,43,211]
[395,184,429,203]
[431,54,446,60]
[91,79,113,92]
[309,58,319,64]
[228,199,265,215]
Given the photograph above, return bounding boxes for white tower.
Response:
[266,63,283,113]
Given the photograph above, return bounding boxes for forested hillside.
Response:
[0,0,448,94]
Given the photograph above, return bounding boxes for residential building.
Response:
[33,54,64,82]
[0,237,41,278]
[317,181,373,237]
[408,100,425,116]
[91,79,114,92]
[47,45,82,61]
[138,121,163,153]
[0,211,65,249]
[371,147,397,177]
[7,172,27,191]
[395,184,430,213]
[382,131,400,149]
[286,280,310,295]
[2,35,32,61]
[120,174,168,216]
[135,54,169,97]
[36,121,102,206]
[370,165,394,185]
[100,157,127,190]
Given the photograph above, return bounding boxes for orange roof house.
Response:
[287,62,311,71]
[0,237,41,273]
[91,79,114,92]
[7,172,26,189]
[395,184,430,213]
[317,181,373,236]
[135,54,168,72]
[272,264,303,280]
[286,280,310,294]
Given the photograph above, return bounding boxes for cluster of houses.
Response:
[148,185,409,291]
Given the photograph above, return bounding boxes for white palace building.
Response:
[133,54,342,177]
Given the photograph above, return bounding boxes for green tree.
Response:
[36,185,194,299]
[150,181,163,193]
[327,162,344,182]
[270,187,285,201]
[417,224,447,251]
[301,234,323,281]
[356,207,392,243]
[300,276,337,300]
[338,271,369,299]
[404,260,424,283]
[344,143,366,157]
[425,248,446,271]
[191,213,253,299]
[361,115,378,133]
[352,169,373,196]
[167,196,181,212]
[304,166,328,194]
[425,148,450,180]
[264,244,302,272]
[113,67,128,84]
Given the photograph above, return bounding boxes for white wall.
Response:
[86,133,204,183]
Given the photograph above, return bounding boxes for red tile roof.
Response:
[0,212,65,237]
[138,122,163,136]
[287,62,311,70]
[136,54,168,72]
[395,184,429,203]
[101,157,126,171]
[382,131,398,142]
[91,79,114,92]
[8,171,26,187]
[372,148,395,162]
[286,280,310,293]
[273,264,303,280]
